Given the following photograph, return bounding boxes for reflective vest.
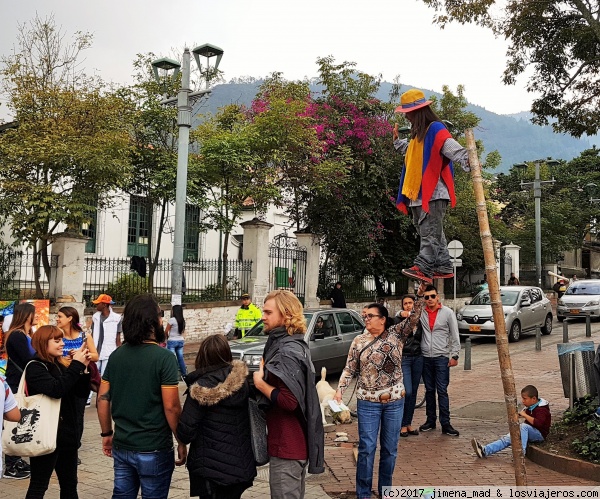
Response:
[235,303,262,337]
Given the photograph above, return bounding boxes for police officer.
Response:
[234,293,262,339]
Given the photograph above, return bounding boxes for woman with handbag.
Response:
[3,302,37,479]
[56,306,99,458]
[165,305,187,379]
[24,325,91,498]
[176,334,256,499]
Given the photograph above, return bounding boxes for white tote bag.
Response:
[2,361,61,457]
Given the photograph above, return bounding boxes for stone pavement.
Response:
[3,322,600,497]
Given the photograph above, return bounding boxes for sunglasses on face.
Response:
[424,294,437,300]
[363,313,382,320]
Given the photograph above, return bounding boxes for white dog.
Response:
[316,367,352,425]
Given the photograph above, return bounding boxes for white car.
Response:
[557,279,600,321]
[456,286,553,342]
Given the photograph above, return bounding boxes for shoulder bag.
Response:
[2,361,61,457]
[248,396,269,466]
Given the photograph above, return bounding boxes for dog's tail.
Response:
[321,366,327,381]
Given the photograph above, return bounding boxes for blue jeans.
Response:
[166,340,187,377]
[483,423,544,456]
[411,199,453,276]
[422,356,451,427]
[356,398,404,499]
[401,355,424,428]
[112,448,174,499]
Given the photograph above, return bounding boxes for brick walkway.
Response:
[2,323,598,498]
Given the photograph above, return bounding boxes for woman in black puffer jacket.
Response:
[177,334,256,499]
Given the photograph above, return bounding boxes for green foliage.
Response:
[0,239,19,300]
[491,148,600,266]
[104,273,149,304]
[420,1,600,137]
[0,15,133,288]
[556,396,600,464]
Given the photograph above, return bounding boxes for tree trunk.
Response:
[148,199,168,295]
[465,129,527,486]
[32,241,44,299]
[221,231,230,299]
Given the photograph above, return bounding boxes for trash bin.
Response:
[557,342,597,399]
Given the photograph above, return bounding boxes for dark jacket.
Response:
[24,358,91,449]
[5,330,35,392]
[177,360,256,486]
[329,287,346,308]
[264,327,325,474]
[402,323,423,357]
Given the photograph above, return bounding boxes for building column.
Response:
[295,231,321,309]
[240,218,273,306]
[503,242,521,279]
[51,232,88,306]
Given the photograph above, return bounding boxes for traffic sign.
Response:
[448,240,463,259]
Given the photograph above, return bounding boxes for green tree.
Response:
[0,15,132,296]
[492,149,600,267]
[118,53,207,292]
[420,0,600,137]
[191,104,279,295]
[249,73,348,231]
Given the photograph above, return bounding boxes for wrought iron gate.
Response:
[268,233,307,304]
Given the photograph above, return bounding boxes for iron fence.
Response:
[0,251,57,300]
[318,265,396,302]
[84,257,252,306]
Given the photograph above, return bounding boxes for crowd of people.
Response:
[0,88,564,499]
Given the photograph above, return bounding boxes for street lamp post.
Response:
[515,159,559,289]
[152,44,224,305]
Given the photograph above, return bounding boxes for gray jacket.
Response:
[420,305,461,359]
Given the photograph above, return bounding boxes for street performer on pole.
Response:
[393,88,470,285]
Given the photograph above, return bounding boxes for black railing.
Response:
[318,266,390,302]
[0,251,57,300]
[84,257,252,306]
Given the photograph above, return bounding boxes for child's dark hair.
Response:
[521,385,538,399]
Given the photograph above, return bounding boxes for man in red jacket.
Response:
[471,385,551,458]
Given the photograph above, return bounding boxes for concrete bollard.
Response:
[535,325,541,351]
[586,313,592,338]
[464,337,472,370]
[562,319,569,343]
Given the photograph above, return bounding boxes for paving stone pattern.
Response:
[2,326,599,498]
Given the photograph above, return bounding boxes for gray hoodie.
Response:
[420,304,461,359]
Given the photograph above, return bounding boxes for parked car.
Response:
[556,279,600,321]
[229,308,365,377]
[456,286,553,342]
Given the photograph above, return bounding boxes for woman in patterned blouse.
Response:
[334,283,426,499]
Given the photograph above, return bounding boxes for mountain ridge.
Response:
[197,80,591,173]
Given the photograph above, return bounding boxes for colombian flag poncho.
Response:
[395,121,455,215]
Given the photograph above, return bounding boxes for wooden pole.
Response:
[465,129,527,486]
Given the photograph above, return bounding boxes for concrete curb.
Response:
[527,445,600,482]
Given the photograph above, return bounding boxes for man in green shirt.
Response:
[97,294,187,498]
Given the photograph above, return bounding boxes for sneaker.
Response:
[402,266,433,285]
[433,271,454,279]
[3,465,30,480]
[442,425,460,437]
[471,438,485,458]
[419,421,436,432]
[15,459,30,473]
[595,407,600,419]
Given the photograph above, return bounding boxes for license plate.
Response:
[469,325,481,332]
[569,309,580,314]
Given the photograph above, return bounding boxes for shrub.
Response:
[105,273,149,304]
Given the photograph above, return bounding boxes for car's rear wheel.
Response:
[541,314,553,335]
[508,320,521,342]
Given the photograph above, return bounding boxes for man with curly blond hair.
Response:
[253,290,324,499]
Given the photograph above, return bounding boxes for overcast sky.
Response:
[0,0,535,119]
